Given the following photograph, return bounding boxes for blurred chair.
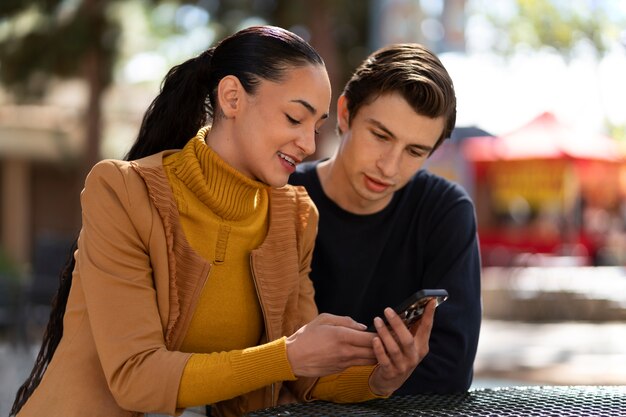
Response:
[19,234,75,344]
[0,271,21,343]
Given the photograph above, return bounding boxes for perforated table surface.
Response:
[245,386,626,416]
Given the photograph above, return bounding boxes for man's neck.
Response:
[316,157,393,215]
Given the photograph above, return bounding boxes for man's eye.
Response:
[408,148,426,158]
[372,131,387,140]
[286,114,301,125]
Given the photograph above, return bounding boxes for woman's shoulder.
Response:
[82,158,165,240]
[271,184,317,214]
[268,185,318,253]
[270,185,319,236]
[86,159,134,187]
[84,155,168,210]
[86,159,143,194]
[88,153,171,190]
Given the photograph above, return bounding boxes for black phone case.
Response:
[367,289,448,332]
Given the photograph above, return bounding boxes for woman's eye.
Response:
[286,114,301,125]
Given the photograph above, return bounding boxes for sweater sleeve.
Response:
[310,366,388,403]
[177,337,296,407]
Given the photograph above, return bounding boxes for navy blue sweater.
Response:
[290,161,482,394]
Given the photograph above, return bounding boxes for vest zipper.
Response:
[249,253,277,407]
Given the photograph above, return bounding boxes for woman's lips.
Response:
[278,151,298,174]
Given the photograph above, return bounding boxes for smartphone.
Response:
[367,289,448,332]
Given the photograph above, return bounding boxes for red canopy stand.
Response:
[462,112,624,267]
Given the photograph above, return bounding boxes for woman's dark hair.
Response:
[341,43,456,153]
[10,25,323,416]
[125,24,324,160]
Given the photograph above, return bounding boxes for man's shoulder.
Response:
[401,170,477,232]
[409,169,472,202]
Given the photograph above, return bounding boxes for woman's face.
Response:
[226,64,331,187]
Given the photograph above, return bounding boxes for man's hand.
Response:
[368,300,435,396]
[286,313,377,377]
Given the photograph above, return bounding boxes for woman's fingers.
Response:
[286,313,377,377]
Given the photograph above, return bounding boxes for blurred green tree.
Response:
[0,0,370,165]
[0,0,119,172]
[483,0,623,58]
[481,0,626,139]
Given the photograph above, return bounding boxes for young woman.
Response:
[11,26,434,417]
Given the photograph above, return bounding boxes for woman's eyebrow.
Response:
[291,99,329,119]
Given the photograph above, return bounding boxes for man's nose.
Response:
[376,148,401,178]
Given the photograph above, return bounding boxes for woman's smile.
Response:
[278,151,299,173]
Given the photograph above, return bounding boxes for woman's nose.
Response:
[295,130,317,157]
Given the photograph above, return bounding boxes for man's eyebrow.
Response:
[367,118,396,139]
[368,118,434,152]
[291,99,329,119]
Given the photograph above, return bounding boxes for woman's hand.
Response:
[286,313,377,377]
[368,300,435,396]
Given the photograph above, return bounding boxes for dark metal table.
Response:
[245,386,626,416]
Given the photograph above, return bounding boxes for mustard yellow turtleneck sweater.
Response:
[164,133,295,407]
[164,129,381,409]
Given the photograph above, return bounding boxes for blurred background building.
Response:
[1,1,626,412]
[1,0,624,276]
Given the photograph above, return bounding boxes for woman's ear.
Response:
[216,75,243,118]
[337,94,350,133]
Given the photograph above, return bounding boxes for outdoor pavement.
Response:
[474,265,626,387]
[473,319,626,387]
[1,342,37,417]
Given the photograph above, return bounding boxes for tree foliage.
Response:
[0,0,370,164]
[0,0,119,100]
[484,0,624,59]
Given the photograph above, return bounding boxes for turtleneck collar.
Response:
[170,127,267,221]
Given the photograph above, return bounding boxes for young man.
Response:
[289,43,481,394]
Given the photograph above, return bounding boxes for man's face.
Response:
[333,92,445,214]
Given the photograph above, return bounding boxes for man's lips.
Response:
[364,174,393,193]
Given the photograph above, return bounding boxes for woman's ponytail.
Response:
[125,47,216,161]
